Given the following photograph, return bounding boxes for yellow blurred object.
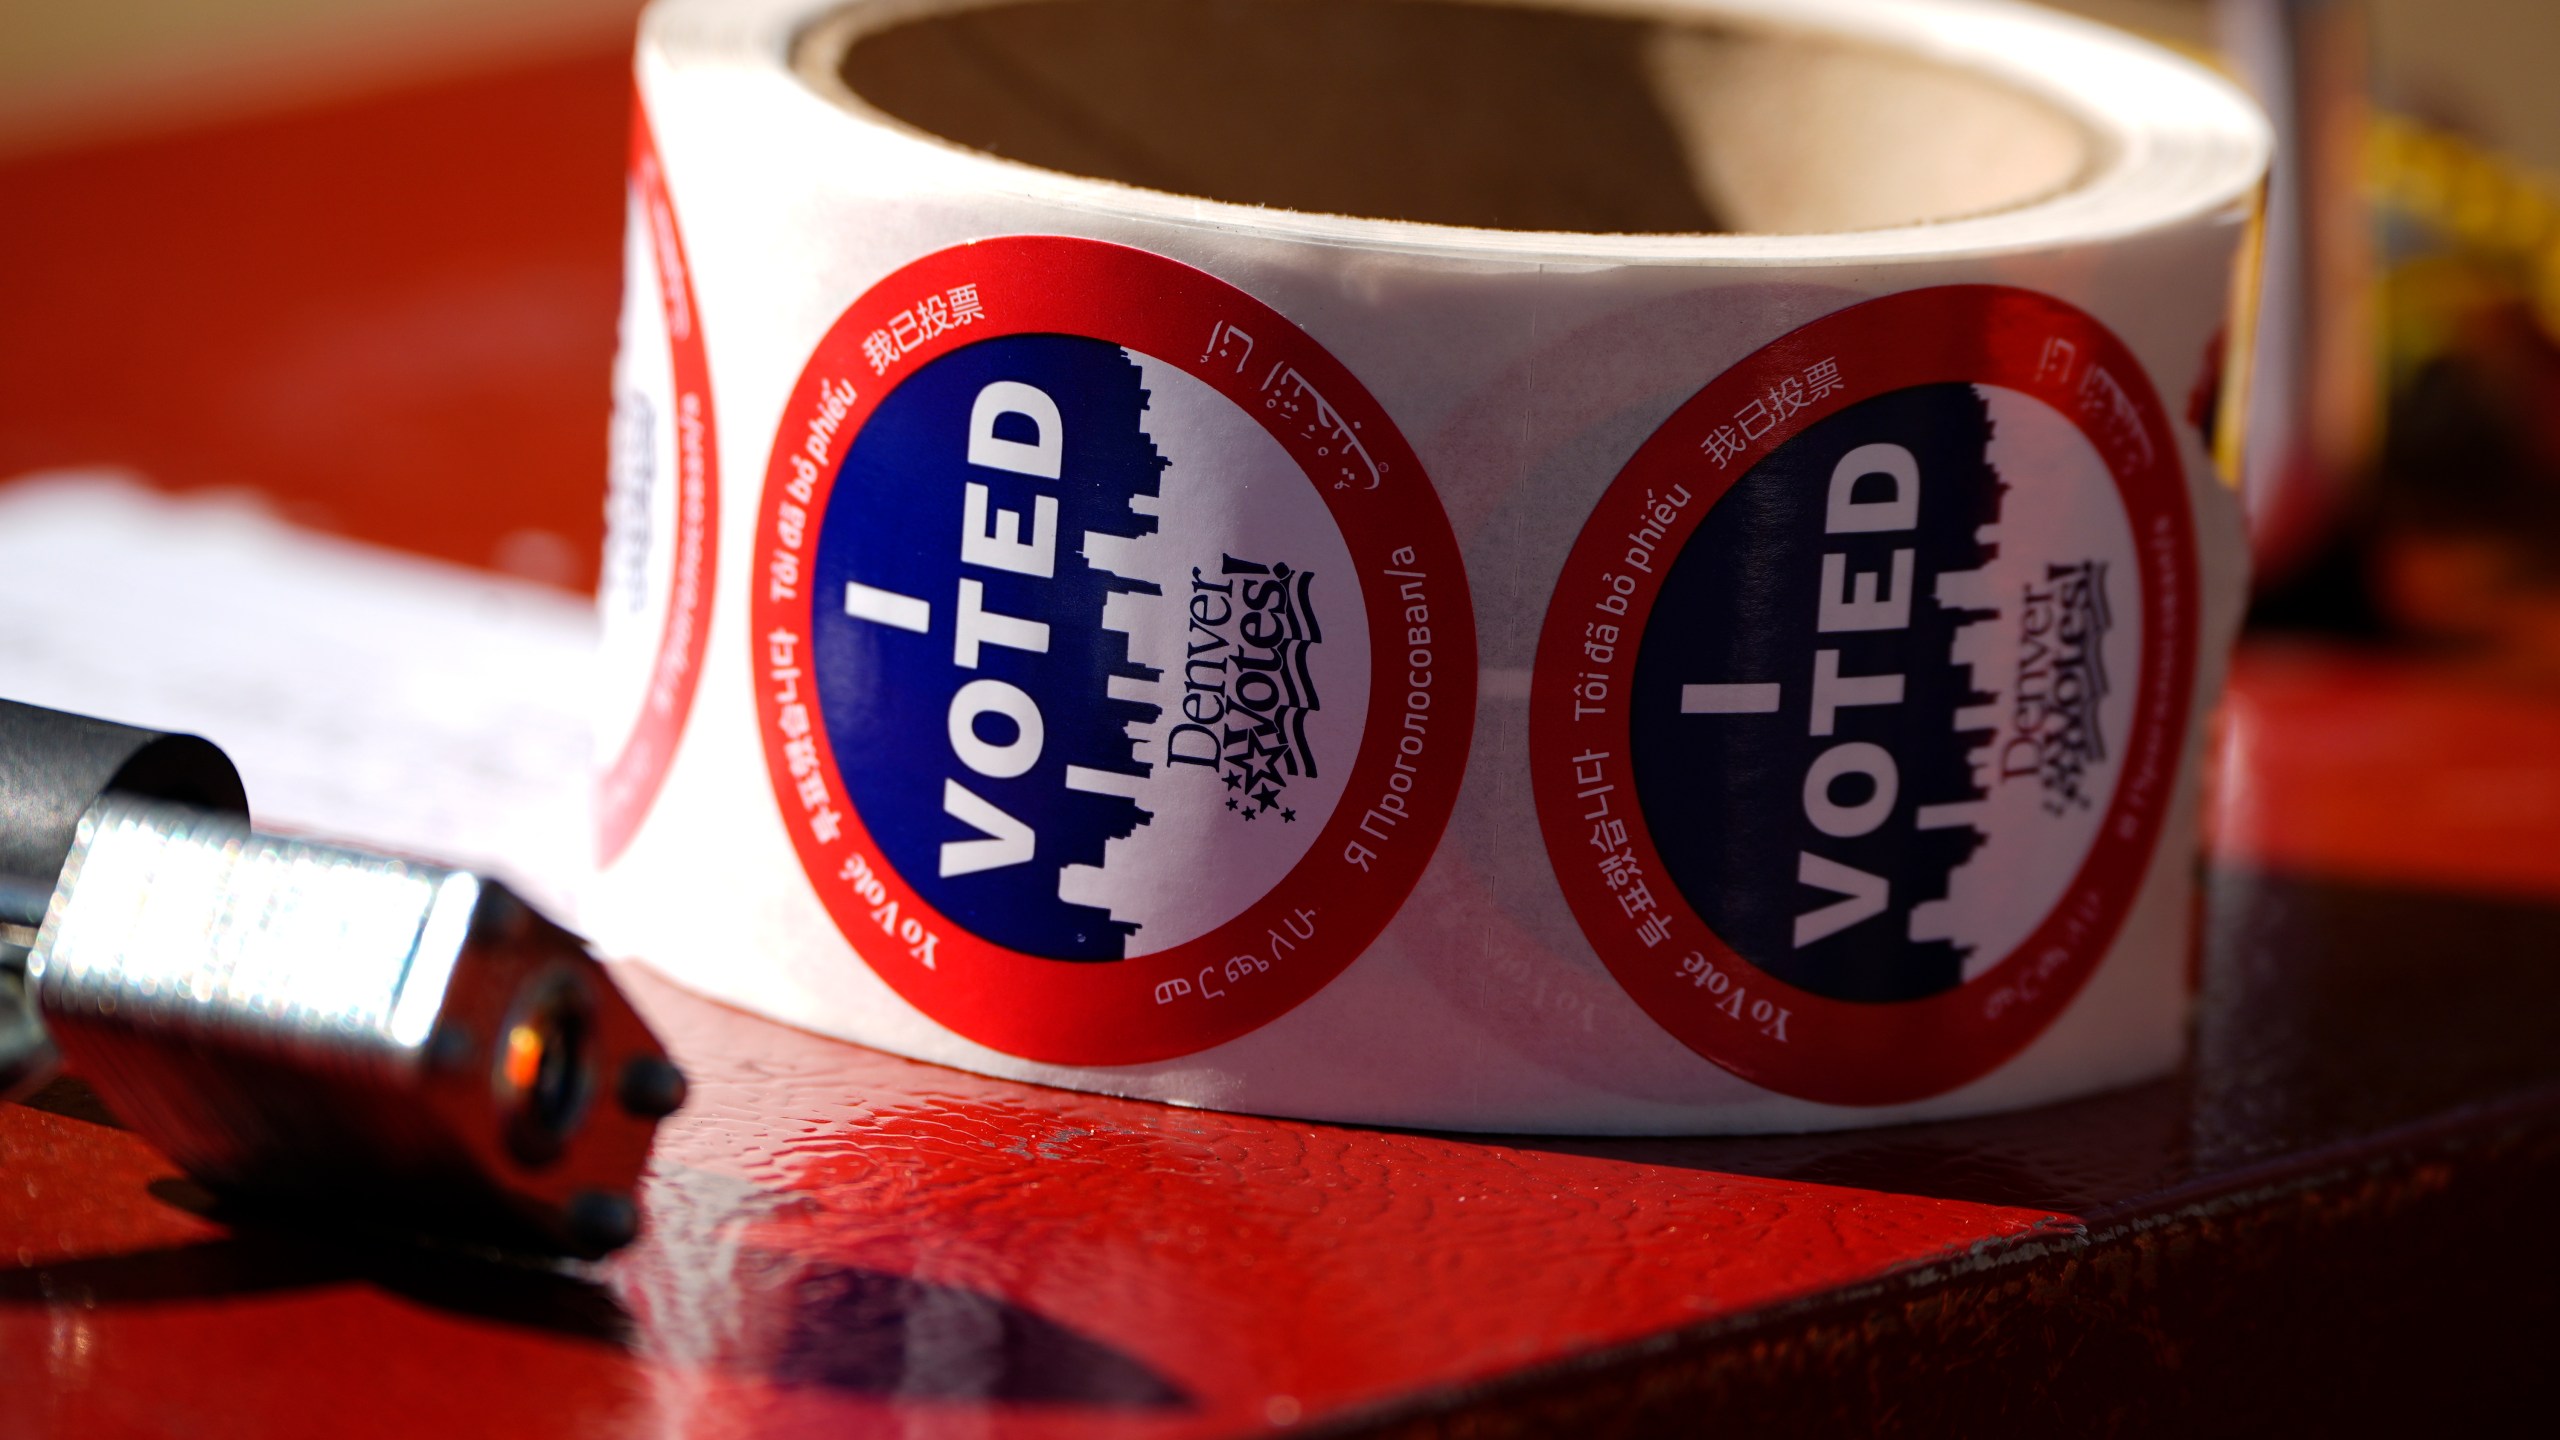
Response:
[2367,111,2560,357]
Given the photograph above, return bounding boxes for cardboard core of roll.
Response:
[818,0,2097,235]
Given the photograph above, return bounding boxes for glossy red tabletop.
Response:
[6,643,2559,1438]
[5,40,2558,1439]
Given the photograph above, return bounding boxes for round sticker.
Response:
[755,237,1474,1065]
[1532,285,2197,1106]
[597,106,719,865]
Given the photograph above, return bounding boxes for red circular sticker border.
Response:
[753,236,1477,1066]
[596,102,720,866]
[1530,285,2199,1107]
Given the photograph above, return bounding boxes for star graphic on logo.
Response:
[1225,797,1239,811]
[1242,806,1257,821]
[1256,787,1281,812]
[1281,808,1297,823]
[1223,770,1244,791]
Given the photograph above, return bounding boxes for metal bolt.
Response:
[3,796,682,1259]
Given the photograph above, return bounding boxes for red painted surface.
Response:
[0,965,2073,1438]
[629,982,2073,1437]
[5,41,2559,1438]
[0,47,634,591]
[8,654,2560,1436]
[2212,642,2560,899]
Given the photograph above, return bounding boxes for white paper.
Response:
[0,473,598,919]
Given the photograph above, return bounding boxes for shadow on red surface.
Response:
[0,1163,1190,1412]
[5,859,2553,1436]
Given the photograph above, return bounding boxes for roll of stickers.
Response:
[592,0,2269,1132]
